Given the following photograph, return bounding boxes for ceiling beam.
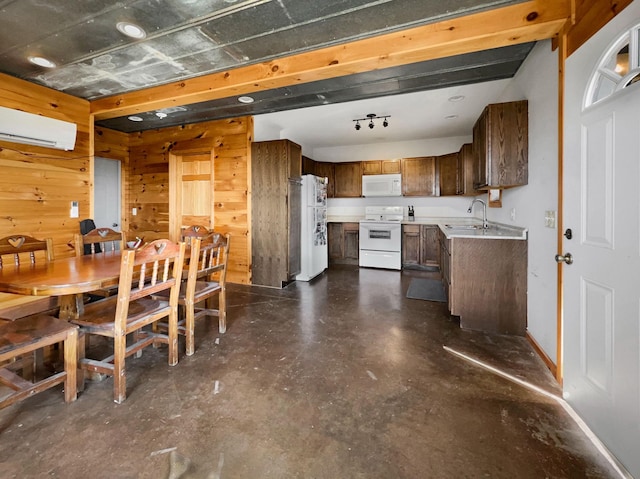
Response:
[91,0,571,120]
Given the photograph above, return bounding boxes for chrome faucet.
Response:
[467,199,489,229]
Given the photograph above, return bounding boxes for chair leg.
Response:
[76,332,86,393]
[113,333,127,404]
[184,300,195,356]
[63,328,78,403]
[218,288,226,334]
[167,308,178,366]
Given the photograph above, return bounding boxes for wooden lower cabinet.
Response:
[402,224,439,268]
[439,229,527,336]
[328,222,359,264]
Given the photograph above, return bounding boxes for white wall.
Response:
[487,40,559,363]
[312,136,471,163]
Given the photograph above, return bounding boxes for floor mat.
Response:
[406,278,447,302]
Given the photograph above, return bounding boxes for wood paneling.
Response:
[0,73,91,261]
[124,117,252,284]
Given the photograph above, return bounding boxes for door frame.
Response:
[168,139,216,241]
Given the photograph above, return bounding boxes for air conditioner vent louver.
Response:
[0,106,77,151]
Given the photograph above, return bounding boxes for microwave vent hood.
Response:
[362,173,402,197]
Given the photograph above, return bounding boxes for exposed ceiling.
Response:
[0,0,542,145]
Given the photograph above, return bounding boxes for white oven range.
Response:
[359,206,403,270]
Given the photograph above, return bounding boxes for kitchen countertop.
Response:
[327,216,527,240]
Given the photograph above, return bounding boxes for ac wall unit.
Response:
[0,106,77,151]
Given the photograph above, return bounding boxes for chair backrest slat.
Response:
[181,225,211,246]
[186,232,230,297]
[74,228,124,256]
[0,235,54,268]
[119,239,186,310]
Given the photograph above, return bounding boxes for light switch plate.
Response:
[544,210,556,228]
[70,201,79,218]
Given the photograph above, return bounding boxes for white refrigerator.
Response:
[296,174,328,281]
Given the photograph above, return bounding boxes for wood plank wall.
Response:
[0,73,91,260]
[124,118,252,284]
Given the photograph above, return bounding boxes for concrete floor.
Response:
[0,265,620,478]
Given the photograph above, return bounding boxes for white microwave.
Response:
[362,173,402,197]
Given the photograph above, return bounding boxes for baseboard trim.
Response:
[526,331,558,380]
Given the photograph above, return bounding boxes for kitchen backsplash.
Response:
[328,197,474,219]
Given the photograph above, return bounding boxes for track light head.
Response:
[351,113,391,131]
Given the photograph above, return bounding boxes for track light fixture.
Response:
[352,113,390,131]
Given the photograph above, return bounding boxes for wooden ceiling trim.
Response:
[565,0,634,56]
[91,0,571,120]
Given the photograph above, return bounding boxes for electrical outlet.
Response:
[132,207,137,216]
[510,208,516,221]
[545,210,556,228]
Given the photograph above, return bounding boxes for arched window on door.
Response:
[585,22,640,108]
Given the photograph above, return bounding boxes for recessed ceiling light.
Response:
[128,116,144,122]
[116,22,146,39]
[155,112,168,119]
[448,95,465,102]
[445,115,458,120]
[238,96,254,104]
[28,56,56,68]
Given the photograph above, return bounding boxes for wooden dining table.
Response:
[0,251,123,320]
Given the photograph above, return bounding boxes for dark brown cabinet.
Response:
[302,155,316,175]
[439,229,527,336]
[251,139,302,288]
[328,222,359,264]
[402,224,439,268]
[314,162,335,198]
[438,152,459,196]
[334,162,362,197]
[473,100,528,189]
[401,157,438,196]
[457,143,479,196]
[362,159,401,175]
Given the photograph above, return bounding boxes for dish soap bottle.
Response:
[408,206,415,221]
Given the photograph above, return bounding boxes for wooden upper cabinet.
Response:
[438,152,459,196]
[362,160,381,175]
[302,155,316,175]
[314,162,335,198]
[381,159,401,174]
[334,162,362,197]
[458,143,479,196]
[362,159,400,175]
[473,100,528,189]
[401,156,438,196]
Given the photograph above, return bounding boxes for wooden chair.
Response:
[124,230,167,249]
[0,235,59,321]
[70,239,186,404]
[154,233,230,355]
[74,227,124,256]
[180,224,211,245]
[74,228,125,299]
[0,315,78,409]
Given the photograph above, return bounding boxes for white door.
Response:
[94,157,121,230]
[563,4,640,476]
